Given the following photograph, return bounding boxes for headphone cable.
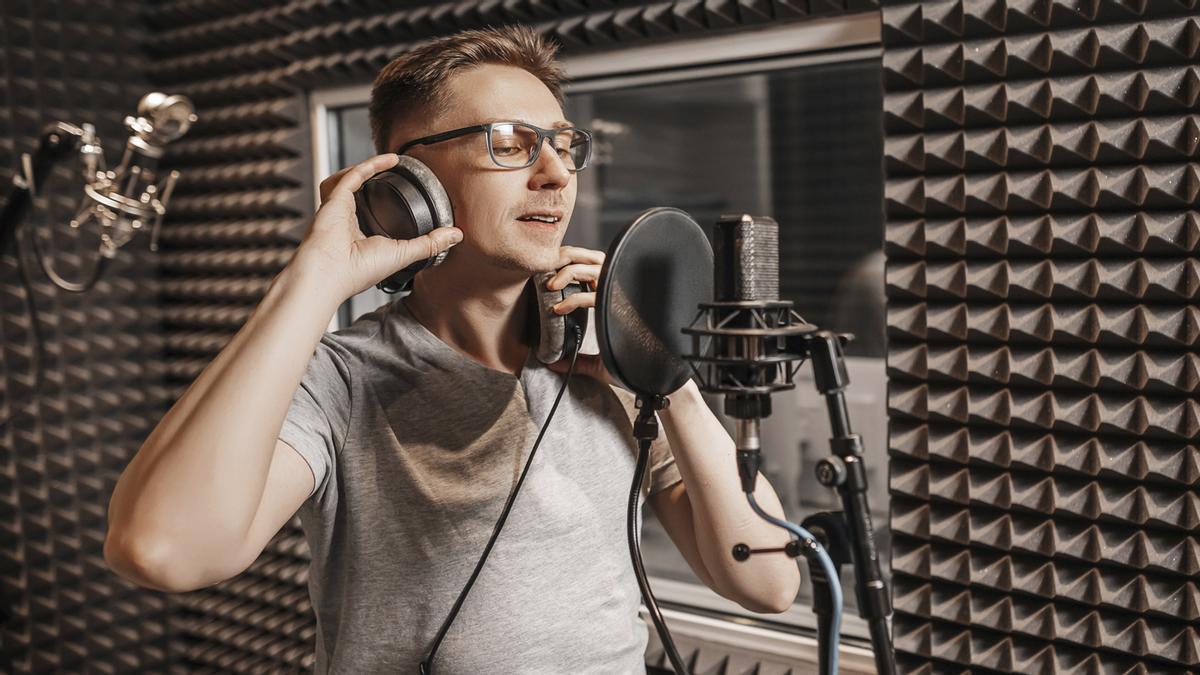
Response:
[419,328,582,674]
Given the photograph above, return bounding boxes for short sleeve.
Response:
[610,386,682,496]
[278,337,352,501]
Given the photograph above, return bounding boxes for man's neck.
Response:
[403,260,535,377]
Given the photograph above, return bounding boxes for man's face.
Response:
[388,63,578,278]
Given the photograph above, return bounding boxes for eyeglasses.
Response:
[394,121,593,173]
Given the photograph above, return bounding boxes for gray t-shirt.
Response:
[279,298,681,674]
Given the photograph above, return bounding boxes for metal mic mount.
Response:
[684,298,896,675]
[1,92,194,263]
[0,93,195,391]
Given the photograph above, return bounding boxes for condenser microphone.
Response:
[0,91,197,391]
[71,92,195,255]
[684,214,814,489]
[692,216,896,674]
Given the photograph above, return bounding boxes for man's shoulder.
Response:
[321,301,395,353]
[299,307,387,385]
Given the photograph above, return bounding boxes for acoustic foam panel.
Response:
[883,0,1200,672]
[0,0,179,672]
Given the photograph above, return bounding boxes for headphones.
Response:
[354,155,588,363]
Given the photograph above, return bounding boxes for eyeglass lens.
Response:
[489,123,589,171]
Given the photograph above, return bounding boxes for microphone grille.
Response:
[714,214,779,302]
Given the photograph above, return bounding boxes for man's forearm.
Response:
[106,265,341,589]
[658,380,802,613]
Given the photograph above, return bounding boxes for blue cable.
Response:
[745,492,842,675]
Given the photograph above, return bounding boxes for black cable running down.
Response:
[11,225,111,392]
[628,435,690,675]
[420,328,583,674]
[24,221,110,293]
[12,233,48,392]
[0,121,99,392]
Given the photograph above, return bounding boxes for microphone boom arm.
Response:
[0,122,85,259]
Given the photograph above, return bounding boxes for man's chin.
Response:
[486,251,562,278]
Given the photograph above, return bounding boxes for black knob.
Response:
[732,543,751,561]
[816,457,846,487]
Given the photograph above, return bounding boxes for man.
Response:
[105,25,800,673]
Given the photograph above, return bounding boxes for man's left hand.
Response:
[543,246,623,390]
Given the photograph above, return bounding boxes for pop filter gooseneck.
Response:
[595,207,712,675]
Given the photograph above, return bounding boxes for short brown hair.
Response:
[369,25,566,153]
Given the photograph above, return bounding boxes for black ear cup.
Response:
[532,272,589,365]
[354,155,455,293]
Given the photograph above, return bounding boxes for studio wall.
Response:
[881,1,1200,672]
[0,0,177,672]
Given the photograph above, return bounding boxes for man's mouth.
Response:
[516,211,563,225]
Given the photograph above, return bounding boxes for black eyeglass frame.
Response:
[393,121,593,173]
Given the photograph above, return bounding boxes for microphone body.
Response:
[685,214,812,464]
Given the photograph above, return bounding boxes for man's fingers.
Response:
[555,246,605,268]
[547,263,600,290]
[356,226,464,277]
[325,153,401,205]
[318,167,352,205]
[391,226,464,269]
[553,291,594,314]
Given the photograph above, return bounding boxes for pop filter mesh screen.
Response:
[596,208,713,398]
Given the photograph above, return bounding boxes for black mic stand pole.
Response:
[791,331,896,675]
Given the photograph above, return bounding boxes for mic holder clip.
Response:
[632,394,669,442]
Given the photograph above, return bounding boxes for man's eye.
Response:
[493,145,522,155]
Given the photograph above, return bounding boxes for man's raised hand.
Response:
[288,153,463,303]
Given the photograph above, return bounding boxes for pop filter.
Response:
[595,207,713,397]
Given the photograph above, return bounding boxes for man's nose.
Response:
[528,138,571,189]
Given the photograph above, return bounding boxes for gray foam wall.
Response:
[0,1,177,672]
[882,1,1200,672]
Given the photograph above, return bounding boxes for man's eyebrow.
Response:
[483,117,575,128]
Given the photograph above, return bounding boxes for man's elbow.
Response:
[104,529,210,594]
[734,588,797,615]
[724,570,801,615]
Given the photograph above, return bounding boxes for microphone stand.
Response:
[788,331,895,675]
[686,305,895,674]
